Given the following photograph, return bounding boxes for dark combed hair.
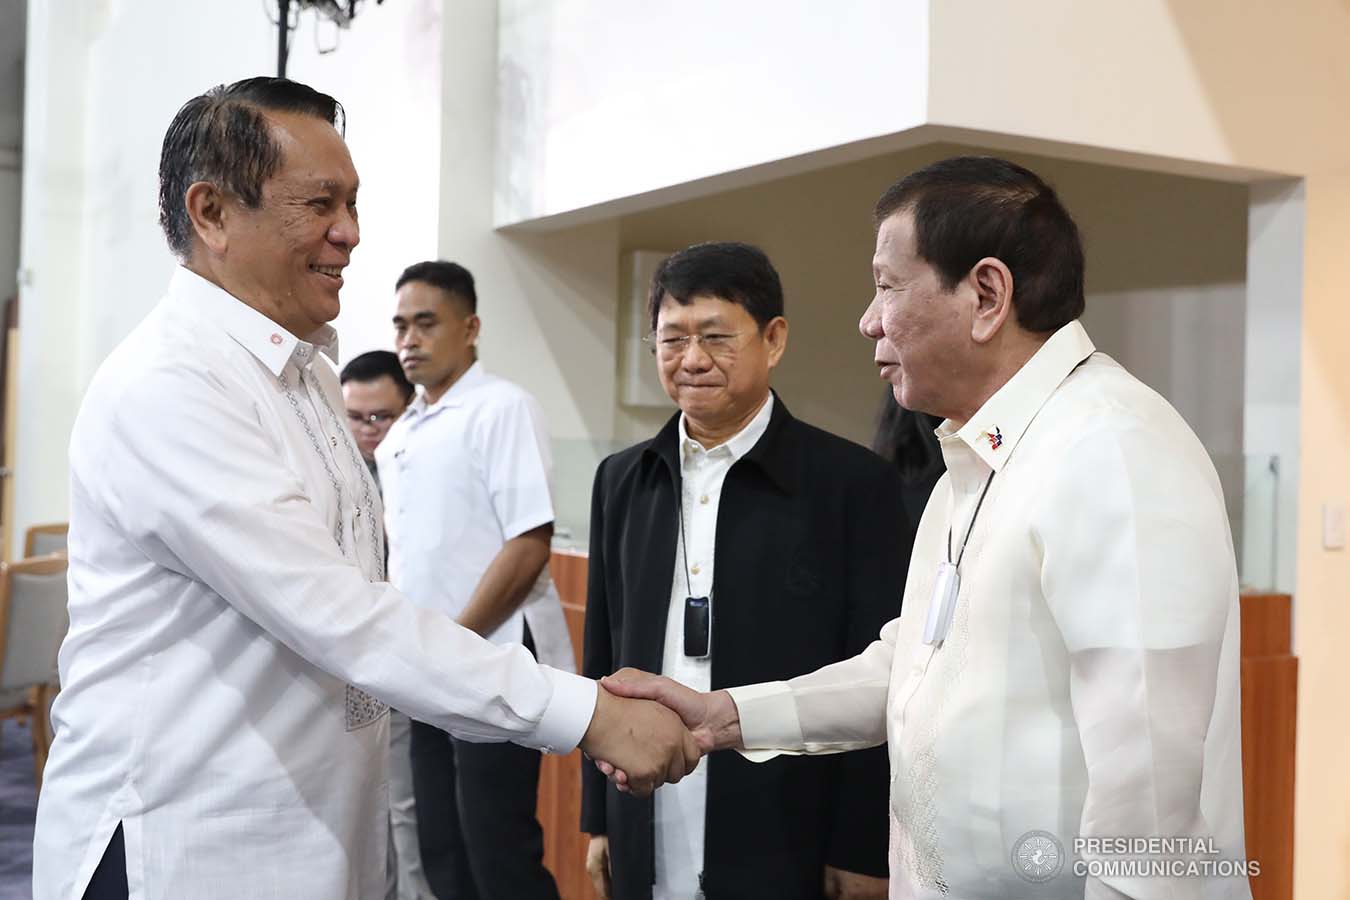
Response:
[339,350,414,403]
[648,241,784,331]
[873,156,1085,333]
[158,76,345,260]
[396,260,478,314]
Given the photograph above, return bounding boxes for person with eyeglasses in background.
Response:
[581,242,905,900]
[340,350,435,900]
[341,349,415,486]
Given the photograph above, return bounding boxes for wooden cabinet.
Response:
[1239,592,1297,900]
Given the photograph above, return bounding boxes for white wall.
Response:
[287,0,443,361]
[16,0,102,560]
[73,2,270,382]
[438,0,623,543]
[495,0,929,227]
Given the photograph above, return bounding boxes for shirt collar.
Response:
[678,393,775,464]
[939,319,1096,472]
[407,360,487,418]
[168,266,339,376]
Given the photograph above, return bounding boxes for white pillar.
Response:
[1243,179,1304,596]
[12,0,97,558]
[438,0,622,541]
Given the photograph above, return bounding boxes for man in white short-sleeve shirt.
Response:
[378,261,574,900]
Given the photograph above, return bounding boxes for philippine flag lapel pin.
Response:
[985,426,1003,451]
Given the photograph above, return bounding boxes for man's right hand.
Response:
[591,668,743,790]
[578,684,700,797]
[601,668,742,755]
[586,835,613,900]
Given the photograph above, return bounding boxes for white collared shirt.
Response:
[376,361,575,672]
[35,267,595,900]
[730,322,1249,900]
[653,394,773,900]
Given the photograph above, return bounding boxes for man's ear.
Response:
[184,181,230,256]
[464,313,482,346]
[968,257,1015,344]
[763,316,789,368]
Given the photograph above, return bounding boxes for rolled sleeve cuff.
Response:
[501,510,554,542]
[526,667,597,755]
[727,681,804,763]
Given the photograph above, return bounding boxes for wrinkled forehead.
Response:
[873,210,919,271]
[656,293,752,331]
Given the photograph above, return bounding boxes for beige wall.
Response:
[1294,172,1350,900]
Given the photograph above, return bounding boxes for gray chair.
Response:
[0,554,69,793]
[24,522,68,558]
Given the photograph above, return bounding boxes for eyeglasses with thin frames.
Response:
[642,331,744,359]
[346,411,398,428]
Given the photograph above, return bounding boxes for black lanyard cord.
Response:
[946,470,996,569]
[678,487,695,597]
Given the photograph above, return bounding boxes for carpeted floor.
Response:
[0,720,36,900]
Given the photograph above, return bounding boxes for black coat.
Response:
[581,396,910,900]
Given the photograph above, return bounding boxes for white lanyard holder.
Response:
[923,471,994,646]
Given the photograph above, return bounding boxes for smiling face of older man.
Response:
[647,242,789,448]
[162,80,361,339]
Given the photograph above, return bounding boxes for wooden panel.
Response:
[539,550,600,900]
[1238,592,1297,900]
[1240,655,1297,900]
[1240,592,1292,658]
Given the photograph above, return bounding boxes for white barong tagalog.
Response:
[34,267,596,900]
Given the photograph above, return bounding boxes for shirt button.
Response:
[355,509,362,518]
[330,436,338,447]
[691,564,701,575]
[699,494,709,505]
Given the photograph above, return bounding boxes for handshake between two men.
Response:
[578,668,738,796]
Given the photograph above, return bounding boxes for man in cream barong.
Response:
[600,156,1251,900]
